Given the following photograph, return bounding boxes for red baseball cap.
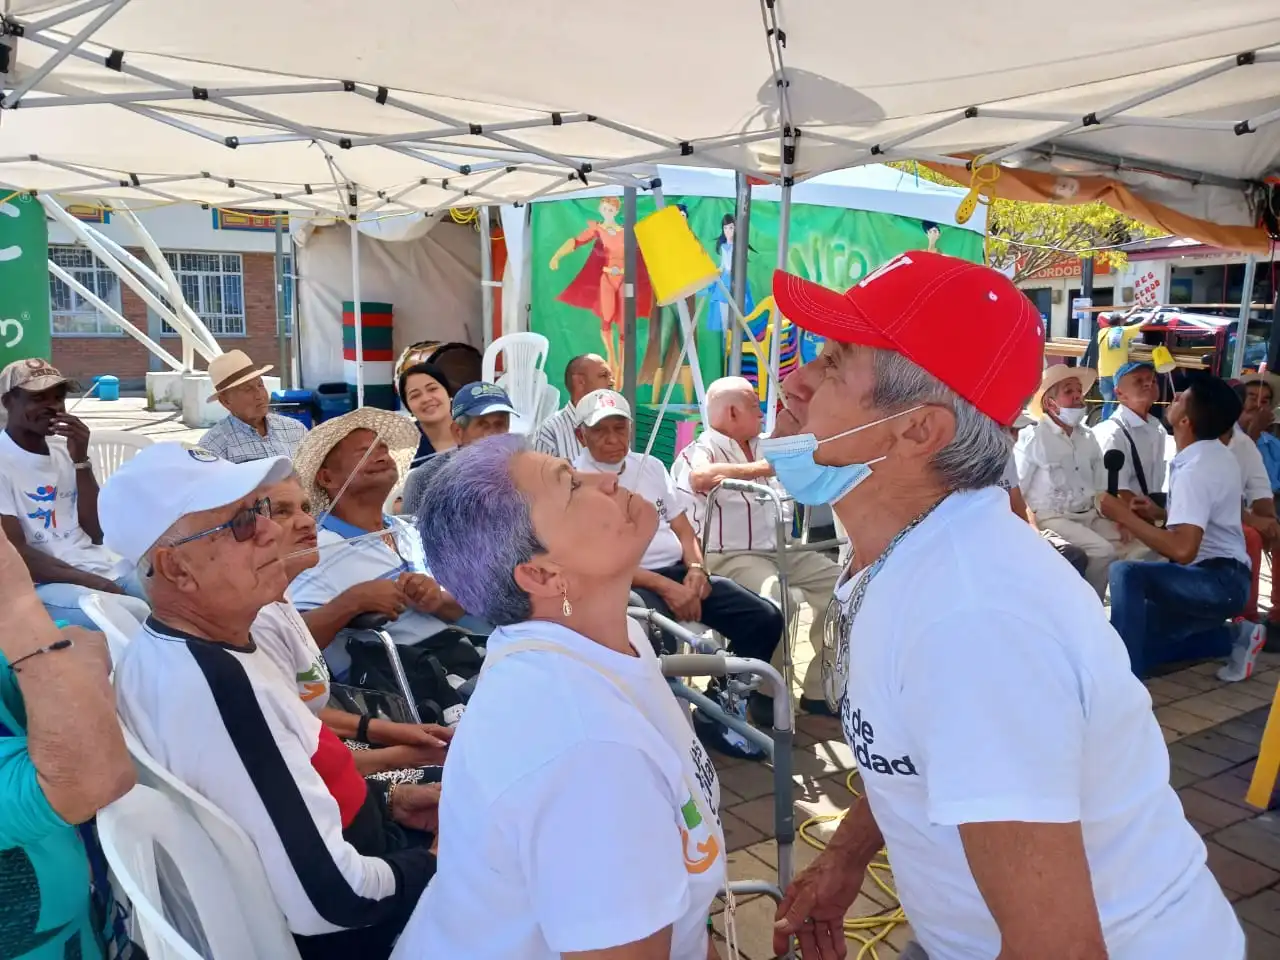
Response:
[773,251,1045,427]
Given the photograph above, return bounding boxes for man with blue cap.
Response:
[400,382,518,517]
[1092,360,1169,523]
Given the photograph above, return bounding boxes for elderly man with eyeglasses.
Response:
[99,443,440,960]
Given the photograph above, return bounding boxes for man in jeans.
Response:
[1100,376,1254,679]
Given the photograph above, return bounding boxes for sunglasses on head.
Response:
[170,497,272,548]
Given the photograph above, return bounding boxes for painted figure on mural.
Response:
[704,214,756,335]
[921,219,941,253]
[640,204,695,401]
[548,195,654,388]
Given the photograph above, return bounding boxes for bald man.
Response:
[534,353,614,462]
[672,377,842,716]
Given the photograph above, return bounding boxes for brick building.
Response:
[45,205,290,390]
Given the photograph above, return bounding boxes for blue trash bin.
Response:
[312,382,356,423]
[270,389,315,429]
[97,375,120,402]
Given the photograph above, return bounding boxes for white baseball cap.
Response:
[100,443,293,565]
[575,388,632,428]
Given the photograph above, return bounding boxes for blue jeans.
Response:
[35,569,150,630]
[1098,375,1117,421]
[1109,559,1249,678]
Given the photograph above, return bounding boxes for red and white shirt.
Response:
[671,428,790,553]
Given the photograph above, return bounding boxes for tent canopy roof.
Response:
[2,0,1278,225]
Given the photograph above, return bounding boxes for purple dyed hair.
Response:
[415,433,546,625]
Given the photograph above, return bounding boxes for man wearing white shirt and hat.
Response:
[1015,364,1146,598]
[1092,360,1169,522]
[201,349,309,463]
[765,251,1240,960]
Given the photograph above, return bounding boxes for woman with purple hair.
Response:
[392,433,727,960]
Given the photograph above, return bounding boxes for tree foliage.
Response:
[888,162,1158,283]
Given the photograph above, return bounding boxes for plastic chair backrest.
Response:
[482,333,550,427]
[98,785,257,960]
[79,592,143,664]
[87,431,154,482]
[121,728,301,959]
[533,382,561,427]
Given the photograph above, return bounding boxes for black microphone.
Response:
[1103,449,1125,496]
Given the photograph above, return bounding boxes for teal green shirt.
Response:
[0,651,101,960]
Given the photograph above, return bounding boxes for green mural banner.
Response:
[0,193,52,369]
[530,195,984,406]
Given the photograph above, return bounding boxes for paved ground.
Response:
[75,398,1280,959]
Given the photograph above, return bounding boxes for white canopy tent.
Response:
[1,0,1277,229]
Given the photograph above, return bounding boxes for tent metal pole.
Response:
[1231,255,1259,379]
[729,173,752,376]
[350,220,365,407]
[10,81,345,110]
[650,186,708,421]
[24,0,114,32]
[981,55,1241,166]
[478,207,495,353]
[2,0,130,107]
[623,187,639,422]
[767,176,793,435]
[275,214,290,389]
[47,261,183,371]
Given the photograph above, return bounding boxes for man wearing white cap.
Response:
[200,349,308,463]
[100,443,440,960]
[0,357,150,628]
[766,252,1239,960]
[1015,365,1146,598]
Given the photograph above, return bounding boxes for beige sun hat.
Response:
[292,408,419,515]
[207,349,273,402]
[1028,364,1098,420]
[1239,371,1280,403]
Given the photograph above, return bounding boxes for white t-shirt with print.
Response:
[834,487,1242,960]
[392,618,725,960]
[0,432,128,579]
[573,450,688,571]
[251,600,331,716]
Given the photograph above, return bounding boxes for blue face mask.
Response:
[758,405,924,507]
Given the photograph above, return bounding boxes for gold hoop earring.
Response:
[561,585,573,618]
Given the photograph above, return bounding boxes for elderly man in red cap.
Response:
[766,253,1241,960]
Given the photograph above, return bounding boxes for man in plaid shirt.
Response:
[201,350,308,463]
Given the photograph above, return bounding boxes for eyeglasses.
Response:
[170,498,272,548]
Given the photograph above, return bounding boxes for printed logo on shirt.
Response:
[842,702,919,778]
[24,484,57,529]
[298,661,329,703]
[679,738,722,874]
[186,446,220,463]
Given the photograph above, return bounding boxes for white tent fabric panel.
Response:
[1,1,1278,227]
[296,218,481,388]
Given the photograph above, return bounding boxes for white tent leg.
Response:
[350,220,365,407]
[478,206,494,352]
[48,260,182,370]
[1231,255,1259,379]
[649,187,708,422]
[40,197,218,363]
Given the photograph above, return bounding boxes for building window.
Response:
[161,252,245,336]
[48,245,124,336]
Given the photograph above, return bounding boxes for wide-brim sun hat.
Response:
[292,408,420,515]
[206,348,273,402]
[1239,371,1280,403]
[1028,365,1098,420]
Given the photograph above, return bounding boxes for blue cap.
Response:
[1113,360,1154,384]
[451,381,517,419]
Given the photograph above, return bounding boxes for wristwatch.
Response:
[688,562,706,574]
[73,460,93,471]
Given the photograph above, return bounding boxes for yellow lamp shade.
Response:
[1151,344,1177,374]
[634,206,720,306]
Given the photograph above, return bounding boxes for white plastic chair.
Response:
[88,431,154,482]
[120,729,300,959]
[98,785,259,960]
[532,382,561,429]
[79,592,144,665]
[482,333,550,432]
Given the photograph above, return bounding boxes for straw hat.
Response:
[207,349,272,401]
[1239,371,1280,403]
[292,408,419,515]
[1028,365,1098,420]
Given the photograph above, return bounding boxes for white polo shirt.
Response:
[1226,426,1272,507]
[671,428,790,553]
[1014,418,1105,518]
[573,450,686,571]
[1168,439,1249,567]
[835,487,1242,960]
[1093,405,1168,498]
